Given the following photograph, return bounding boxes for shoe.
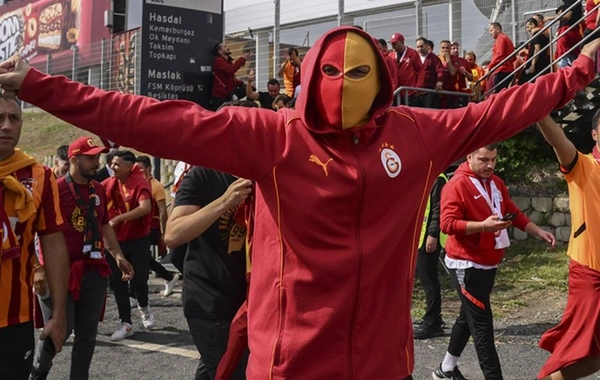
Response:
[432,364,467,380]
[163,274,179,297]
[29,369,48,380]
[129,297,138,308]
[413,318,446,329]
[110,322,134,341]
[139,306,155,329]
[414,324,445,340]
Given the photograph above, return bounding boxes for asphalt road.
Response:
[39,276,599,380]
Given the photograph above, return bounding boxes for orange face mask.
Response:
[313,31,380,130]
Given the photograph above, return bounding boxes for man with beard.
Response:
[433,144,555,379]
[210,42,250,110]
[0,28,599,379]
[30,137,134,379]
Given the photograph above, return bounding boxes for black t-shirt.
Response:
[174,167,247,320]
[560,0,583,27]
[257,91,276,110]
[527,32,550,72]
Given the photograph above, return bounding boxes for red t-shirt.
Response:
[102,166,152,242]
[57,178,109,262]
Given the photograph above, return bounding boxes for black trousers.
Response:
[0,321,34,380]
[448,267,502,380]
[417,93,440,109]
[108,235,151,324]
[416,247,443,328]
[493,72,512,93]
[187,318,248,380]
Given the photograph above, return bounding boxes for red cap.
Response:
[389,33,404,44]
[451,40,460,47]
[68,137,109,158]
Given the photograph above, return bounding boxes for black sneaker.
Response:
[413,318,446,329]
[414,324,445,340]
[432,364,467,380]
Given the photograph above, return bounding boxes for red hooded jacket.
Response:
[390,47,422,90]
[17,27,595,379]
[441,162,530,266]
[211,55,246,99]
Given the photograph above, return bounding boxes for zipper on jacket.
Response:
[348,141,366,380]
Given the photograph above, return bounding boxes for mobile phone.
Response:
[500,213,517,221]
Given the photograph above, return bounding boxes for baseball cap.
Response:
[451,40,460,47]
[68,137,109,158]
[389,33,404,44]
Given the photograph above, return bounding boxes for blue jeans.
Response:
[31,270,108,380]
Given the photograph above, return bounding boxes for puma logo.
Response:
[309,155,333,176]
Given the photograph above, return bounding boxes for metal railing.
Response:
[394,86,471,107]
[482,0,591,96]
[393,0,599,107]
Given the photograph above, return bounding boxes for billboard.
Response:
[0,0,110,66]
[111,29,139,94]
[140,0,222,108]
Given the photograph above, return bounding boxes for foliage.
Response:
[495,128,556,184]
[412,239,569,320]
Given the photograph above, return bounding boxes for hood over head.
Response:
[295,26,393,134]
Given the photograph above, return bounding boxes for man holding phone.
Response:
[432,144,555,380]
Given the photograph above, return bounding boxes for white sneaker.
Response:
[110,322,134,341]
[129,297,138,308]
[139,306,155,329]
[163,274,179,297]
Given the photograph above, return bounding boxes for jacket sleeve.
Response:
[412,51,423,75]
[488,43,500,70]
[501,183,531,231]
[435,56,445,83]
[405,55,595,176]
[426,176,446,238]
[214,56,246,76]
[440,180,468,236]
[19,68,285,181]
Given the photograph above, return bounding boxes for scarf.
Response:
[233,183,255,275]
[65,173,102,259]
[0,149,37,261]
[593,145,600,163]
[469,176,511,250]
[104,164,149,240]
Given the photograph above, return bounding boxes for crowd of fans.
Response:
[210,0,597,113]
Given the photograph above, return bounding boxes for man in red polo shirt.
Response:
[31,137,133,379]
[487,22,516,93]
[389,32,422,105]
[102,150,153,341]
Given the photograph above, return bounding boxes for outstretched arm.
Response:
[405,39,600,175]
[0,58,285,181]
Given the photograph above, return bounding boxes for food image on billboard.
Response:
[0,0,80,62]
[111,29,138,94]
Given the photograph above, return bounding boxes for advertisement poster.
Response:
[0,0,110,65]
[111,29,138,94]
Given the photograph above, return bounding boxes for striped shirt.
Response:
[0,163,64,328]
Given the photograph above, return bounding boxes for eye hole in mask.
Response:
[322,64,371,79]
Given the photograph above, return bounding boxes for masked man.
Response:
[0,27,598,379]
